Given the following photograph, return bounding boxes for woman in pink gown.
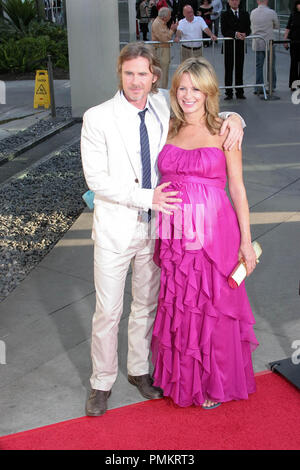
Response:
[151,57,259,409]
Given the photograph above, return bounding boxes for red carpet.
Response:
[0,371,299,450]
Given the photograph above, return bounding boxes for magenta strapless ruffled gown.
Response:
[151,144,259,407]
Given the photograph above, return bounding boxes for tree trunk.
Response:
[0,0,4,20]
[36,0,46,21]
[62,0,67,26]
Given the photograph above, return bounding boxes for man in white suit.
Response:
[81,42,244,417]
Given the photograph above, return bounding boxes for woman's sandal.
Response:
[202,401,221,410]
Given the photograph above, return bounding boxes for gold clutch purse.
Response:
[228,241,262,289]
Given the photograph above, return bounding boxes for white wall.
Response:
[66,0,119,117]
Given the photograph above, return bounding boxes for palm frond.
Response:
[2,0,37,31]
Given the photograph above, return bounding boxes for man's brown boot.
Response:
[86,389,111,417]
[128,374,163,400]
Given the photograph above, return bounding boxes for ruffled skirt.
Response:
[151,224,259,407]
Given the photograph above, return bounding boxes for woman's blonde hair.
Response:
[169,57,221,138]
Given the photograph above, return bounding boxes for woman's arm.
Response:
[224,143,257,275]
[284,13,293,47]
[218,112,245,150]
[284,28,290,48]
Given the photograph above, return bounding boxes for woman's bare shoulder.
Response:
[212,125,229,150]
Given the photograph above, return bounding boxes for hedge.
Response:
[0,20,69,73]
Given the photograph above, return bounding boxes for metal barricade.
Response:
[120,35,269,98]
[213,35,269,99]
[268,38,300,99]
[278,14,290,31]
[269,39,277,99]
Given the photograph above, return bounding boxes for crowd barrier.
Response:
[269,39,300,99]
[120,35,269,99]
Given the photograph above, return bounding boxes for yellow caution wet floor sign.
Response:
[34,70,51,108]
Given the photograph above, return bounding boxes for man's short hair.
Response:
[117,42,162,94]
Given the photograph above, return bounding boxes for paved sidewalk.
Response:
[0,80,71,141]
[0,58,300,437]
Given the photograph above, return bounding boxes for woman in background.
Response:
[198,0,213,46]
[139,0,150,41]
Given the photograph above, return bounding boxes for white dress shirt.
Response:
[177,16,208,48]
[120,91,163,189]
[120,91,164,233]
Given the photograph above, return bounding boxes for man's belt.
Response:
[182,44,202,50]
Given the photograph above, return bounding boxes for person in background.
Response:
[157,0,168,10]
[152,7,178,88]
[210,0,223,38]
[148,1,158,35]
[284,0,300,90]
[167,0,180,22]
[198,0,214,47]
[149,0,159,20]
[250,0,279,95]
[139,0,150,41]
[221,0,251,100]
[157,0,175,27]
[175,4,217,61]
[178,0,199,19]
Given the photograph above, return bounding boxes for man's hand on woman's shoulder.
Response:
[219,113,244,151]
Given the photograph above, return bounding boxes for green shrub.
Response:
[0,17,68,44]
[0,18,21,42]
[0,0,37,33]
[0,36,48,73]
[0,23,69,73]
[0,6,69,74]
[48,39,69,70]
[27,19,67,42]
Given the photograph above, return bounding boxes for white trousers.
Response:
[90,222,160,391]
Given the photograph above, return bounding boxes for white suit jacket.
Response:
[81,90,170,253]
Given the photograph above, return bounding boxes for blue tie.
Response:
[138,109,151,189]
[138,109,151,222]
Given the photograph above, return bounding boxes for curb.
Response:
[0,118,77,167]
[1,135,81,188]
